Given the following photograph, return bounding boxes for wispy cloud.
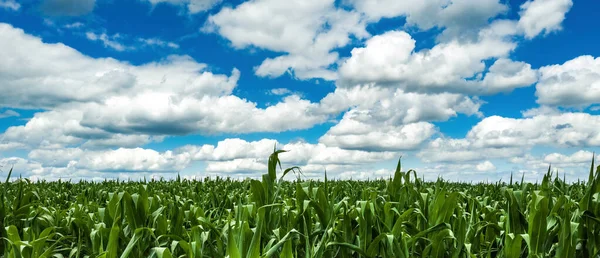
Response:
[269,88,291,96]
[86,32,130,51]
[85,31,179,51]
[64,22,85,29]
[138,38,179,49]
[0,0,20,11]
[0,109,20,119]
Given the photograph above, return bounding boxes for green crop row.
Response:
[1,149,600,257]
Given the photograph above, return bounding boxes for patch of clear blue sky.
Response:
[0,109,41,132]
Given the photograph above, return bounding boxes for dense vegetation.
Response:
[1,150,600,257]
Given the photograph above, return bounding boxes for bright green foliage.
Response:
[1,150,600,257]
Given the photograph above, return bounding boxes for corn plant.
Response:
[1,150,600,257]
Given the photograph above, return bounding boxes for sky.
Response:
[1,0,599,182]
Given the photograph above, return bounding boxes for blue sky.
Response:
[1,0,599,182]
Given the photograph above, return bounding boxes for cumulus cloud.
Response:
[319,117,436,152]
[184,138,398,178]
[0,107,160,150]
[543,150,598,165]
[335,168,394,180]
[76,148,191,172]
[8,138,399,180]
[319,86,483,122]
[78,94,327,135]
[337,30,535,95]
[467,113,600,148]
[315,85,482,151]
[0,23,338,150]
[202,138,277,161]
[40,0,95,16]
[508,150,597,182]
[480,58,538,92]
[281,141,397,165]
[536,55,600,108]
[205,159,267,174]
[203,0,569,84]
[179,138,397,165]
[347,0,508,41]
[415,162,505,182]
[476,161,496,171]
[0,142,25,151]
[0,157,45,178]
[418,138,524,163]
[419,111,600,164]
[0,0,585,182]
[517,0,573,39]
[206,0,369,80]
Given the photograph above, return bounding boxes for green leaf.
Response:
[106,225,120,258]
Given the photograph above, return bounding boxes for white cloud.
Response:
[179,138,397,165]
[337,30,534,95]
[0,142,25,151]
[269,88,291,96]
[315,85,482,151]
[336,168,394,180]
[521,106,562,117]
[476,160,496,171]
[517,0,573,39]
[206,0,369,80]
[543,150,597,165]
[145,0,222,13]
[86,31,180,51]
[26,147,192,173]
[0,24,338,149]
[0,109,19,119]
[76,148,191,172]
[0,0,20,11]
[0,155,181,182]
[319,116,436,152]
[78,94,327,135]
[347,0,508,41]
[319,85,483,123]
[182,138,398,177]
[467,113,600,148]
[208,138,277,161]
[0,157,45,178]
[536,55,600,108]
[28,148,84,167]
[418,138,524,163]
[415,162,505,181]
[205,158,267,174]
[418,111,600,164]
[64,22,85,29]
[12,138,398,180]
[0,108,157,149]
[138,38,180,49]
[0,0,588,182]
[86,32,130,51]
[509,151,596,182]
[281,141,397,165]
[480,58,538,92]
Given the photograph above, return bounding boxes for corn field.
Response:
[1,150,600,257]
